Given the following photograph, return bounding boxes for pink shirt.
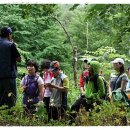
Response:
[43,71,54,97]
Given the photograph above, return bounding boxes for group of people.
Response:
[0,26,130,123]
[21,59,69,121]
[0,26,69,121]
[71,58,130,112]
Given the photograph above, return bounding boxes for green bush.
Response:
[74,101,128,126]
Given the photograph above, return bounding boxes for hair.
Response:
[128,67,130,71]
[118,62,125,74]
[0,26,12,38]
[83,59,88,63]
[40,59,51,70]
[26,59,39,72]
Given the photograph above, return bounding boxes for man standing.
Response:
[0,26,21,109]
[45,61,69,121]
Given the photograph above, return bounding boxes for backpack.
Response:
[61,79,68,110]
[23,75,39,97]
[51,73,68,110]
[111,89,124,102]
[93,74,108,100]
[23,75,39,106]
[111,89,130,106]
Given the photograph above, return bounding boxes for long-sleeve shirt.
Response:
[79,70,89,88]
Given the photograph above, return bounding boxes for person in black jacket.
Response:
[0,26,21,109]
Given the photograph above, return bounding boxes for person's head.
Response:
[49,61,60,77]
[0,26,12,41]
[127,67,130,75]
[26,60,39,75]
[40,59,51,72]
[88,60,101,76]
[111,58,125,74]
[83,59,88,70]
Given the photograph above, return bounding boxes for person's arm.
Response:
[38,84,45,101]
[121,80,128,91]
[121,74,128,91]
[38,76,45,101]
[80,87,85,96]
[79,74,85,95]
[108,81,112,95]
[46,77,69,92]
[79,74,84,88]
[16,57,21,62]
[20,76,27,92]
[11,43,21,62]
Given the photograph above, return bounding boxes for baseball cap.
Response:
[1,26,12,36]
[49,61,60,71]
[111,58,124,65]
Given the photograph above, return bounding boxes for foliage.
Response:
[89,101,127,126]
[74,101,128,126]
[0,98,129,126]
[0,4,130,126]
[84,4,130,55]
[80,46,130,80]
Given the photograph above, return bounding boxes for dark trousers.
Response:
[69,96,95,124]
[48,106,66,121]
[71,96,94,112]
[0,78,16,109]
[43,97,50,114]
[23,105,37,116]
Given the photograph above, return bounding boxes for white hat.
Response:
[111,58,124,65]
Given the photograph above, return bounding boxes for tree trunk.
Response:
[73,46,78,87]
[51,16,78,86]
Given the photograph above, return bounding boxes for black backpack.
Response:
[61,79,67,111]
[93,74,108,100]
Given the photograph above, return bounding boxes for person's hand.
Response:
[81,91,85,96]
[108,94,112,100]
[44,83,52,88]
[23,86,27,89]
[81,92,85,98]
[22,86,27,92]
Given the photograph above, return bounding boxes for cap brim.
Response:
[49,67,59,71]
[111,60,117,64]
[49,67,55,71]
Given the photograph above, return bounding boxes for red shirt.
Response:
[79,70,89,88]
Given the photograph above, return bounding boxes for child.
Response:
[21,60,44,115]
